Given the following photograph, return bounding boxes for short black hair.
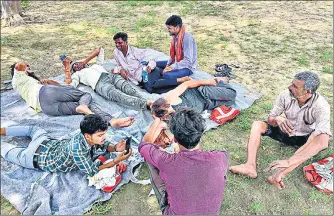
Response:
[113,32,128,41]
[165,15,182,27]
[80,114,108,135]
[10,62,40,81]
[152,98,170,118]
[169,108,205,149]
[10,63,15,78]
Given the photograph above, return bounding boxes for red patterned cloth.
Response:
[210,105,240,125]
[170,25,185,64]
[303,154,333,194]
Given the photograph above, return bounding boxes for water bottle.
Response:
[142,67,148,83]
[141,61,149,83]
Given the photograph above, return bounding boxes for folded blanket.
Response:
[0,49,261,215]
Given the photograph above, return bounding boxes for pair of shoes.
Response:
[215,64,231,73]
[214,64,236,79]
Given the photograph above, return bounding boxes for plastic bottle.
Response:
[142,67,148,83]
[141,61,149,83]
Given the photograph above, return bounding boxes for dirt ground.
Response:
[1,1,333,215]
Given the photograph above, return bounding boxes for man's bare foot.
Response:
[76,104,94,115]
[229,164,258,178]
[267,175,285,189]
[215,77,229,83]
[177,76,192,83]
[110,117,135,128]
[146,100,153,110]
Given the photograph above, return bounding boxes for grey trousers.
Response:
[147,163,169,213]
[95,73,147,109]
[39,85,112,122]
[197,81,237,110]
[39,85,92,116]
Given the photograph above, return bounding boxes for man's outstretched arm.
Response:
[81,48,101,65]
[265,133,329,171]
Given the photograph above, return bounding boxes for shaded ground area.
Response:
[1,1,333,215]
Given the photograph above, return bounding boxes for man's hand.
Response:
[115,149,133,162]
[110,117,135,128]
[115,140,126,152]
[264,160,290,172]
[116,162,127,174]
[146,66,152,73]
[120,69,127,79]
[163,66,173,73]
[40,79,49,85]
[276,116,294,135]
[62,56,72,66]
[40,79,61,86]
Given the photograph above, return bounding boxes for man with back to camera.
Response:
[139,107,229,215]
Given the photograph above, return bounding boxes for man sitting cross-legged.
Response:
[61,47,151,110]
[112,32,191,94]
[0,114,132,176]
[230,71,331,189]
[139,108,229,215]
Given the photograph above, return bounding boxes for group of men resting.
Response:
[1,15,331,215]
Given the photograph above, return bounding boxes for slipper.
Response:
[215,64,231,73]
[1,80,13,91]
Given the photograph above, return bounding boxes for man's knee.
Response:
[251,121,267,133]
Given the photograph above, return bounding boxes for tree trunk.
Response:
[1,0,25,27]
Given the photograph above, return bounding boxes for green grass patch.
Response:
[248,200,265,213]
[318,49,333,64]
[259,103,272,111]
[107,26,120,35]
[22,0,29,10]
[285,191,302,201]
[293,55,310,66]
[120,1,138,7]
[134,17,155,32]
[322,65,333,74]
[138,1,164,6]
[234,111,252,131]
[0,36,20,47]
[219,35,229,42]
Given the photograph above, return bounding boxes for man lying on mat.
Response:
[151,77,236,115]
[11,62,134,127]
[61,47,152,110]
[1,114,132,176]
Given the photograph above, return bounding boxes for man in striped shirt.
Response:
[1,115,132,176]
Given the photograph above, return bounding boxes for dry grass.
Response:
[1,1,333,215]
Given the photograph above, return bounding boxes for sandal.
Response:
[1,80,13,91]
